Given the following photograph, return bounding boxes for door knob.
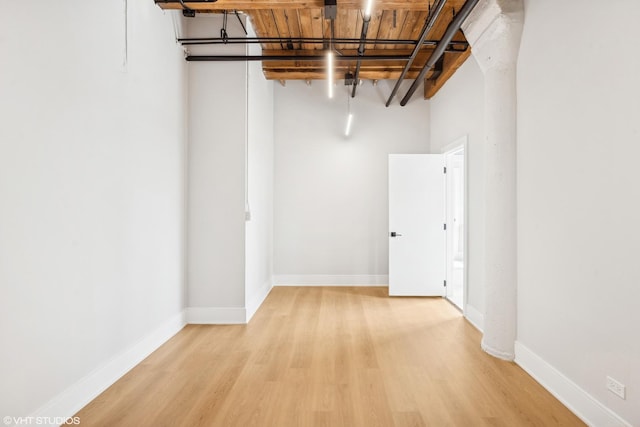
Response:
[390,232,402,237]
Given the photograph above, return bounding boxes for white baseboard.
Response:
[514,342,631,427]
[464,304,484,332]
[21,291,274,427]
[274,274,388,286]
[25,311,186,427]
[187,278,274,325]
[246,278,274,322]
[186,306,247,324]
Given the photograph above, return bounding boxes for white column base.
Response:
[481,338,515,361]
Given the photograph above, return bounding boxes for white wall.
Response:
[187,16,274,322]
[430,57,486,318]
[517,0,640,424]
[187,16,247,312]
[0,1,187,421]
[274,81,430,284]
[245,22,275,318]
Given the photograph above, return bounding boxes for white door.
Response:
[389,154,445,296]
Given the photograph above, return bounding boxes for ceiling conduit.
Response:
[385,0,447,107]
[351,14,371,98]
[399,0,479,106]
[185,54,420,61]
[178,37,469,48]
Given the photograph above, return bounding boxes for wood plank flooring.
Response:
[73,287,585,426]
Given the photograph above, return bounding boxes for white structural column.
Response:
[462,0,524,360]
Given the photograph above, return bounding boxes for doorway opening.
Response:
[444,138,467,310]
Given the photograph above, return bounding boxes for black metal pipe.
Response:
[177,36,469,47]
[385,0,447,107]
[234,10,248,35]
[351,16,371,98]
[400,0,479,106]
[185,54,415,61]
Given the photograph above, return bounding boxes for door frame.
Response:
[442,136,469,311]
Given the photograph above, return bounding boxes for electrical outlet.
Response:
[606,376,626,400]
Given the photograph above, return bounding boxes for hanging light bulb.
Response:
[345,113,354,137]
[365,0,374,18]
[345,90,354,136]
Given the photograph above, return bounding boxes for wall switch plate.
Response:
[606,376,626,399]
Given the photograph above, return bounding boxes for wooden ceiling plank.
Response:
[384,10,408,50]
[334,9,347,51]
[335,9,361,51]
[309,8,324,44]
[252,10,280,49]
[271,9,292,49]
[261,48,434,72]
[353,10,363,40]
[156,0,445,11]
[349,9,363,51]
[261,48,432,57]
[429,4,456,40]
[376,10,395,48]
[398,11,423,49]
[296,9,314,50]
[263,60,425,70]
[286,10,303,50]
[392,10,411,50]
[264,69,424,80]
[423,47,471,99]
[410,11,429,39]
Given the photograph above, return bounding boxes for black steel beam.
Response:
[400,0,479,106]
[385,0,447,107]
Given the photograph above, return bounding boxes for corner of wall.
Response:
[246,277,274,322]
[27,312,186,425]
[464,303,484,332]
[514,342,632,427]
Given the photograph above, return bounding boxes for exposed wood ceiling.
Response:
[155,0,472,99]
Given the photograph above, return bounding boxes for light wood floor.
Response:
[73,287,585,426]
